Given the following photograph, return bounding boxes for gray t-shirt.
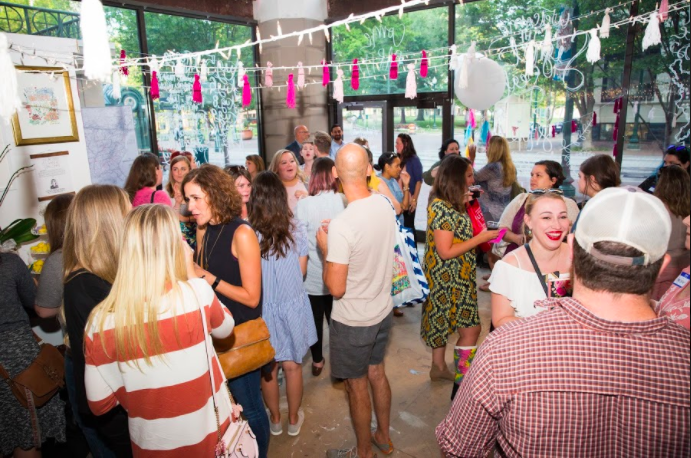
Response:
[36,249,63,310]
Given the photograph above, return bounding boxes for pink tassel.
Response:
[551,125,556,137]
[592,112,597,127]
[659,0,669,21]
[192,74,202,104]
[242,74,251,107]
[119,50,128,76]
[287,74,296,109]
[469,109,476,129]
[612,119,619,141]
[613,144,618,157]
[351,58,359,91]
[390,54,398,79]
[571,120,577,133]
[420,50,428,78]
[322,60,330,87]
[150,71,160,100]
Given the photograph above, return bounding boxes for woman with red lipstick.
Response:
[489,192,572,329]
[270,149,307,213]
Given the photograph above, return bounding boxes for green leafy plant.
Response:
[0,144,37,248]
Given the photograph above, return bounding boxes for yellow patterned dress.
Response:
[420,198,479,348]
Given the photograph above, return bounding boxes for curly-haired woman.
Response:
[182,164,270,458]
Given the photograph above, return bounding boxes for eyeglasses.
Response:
[530,188,564,195]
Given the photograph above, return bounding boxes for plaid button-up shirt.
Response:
[437,297,690,457]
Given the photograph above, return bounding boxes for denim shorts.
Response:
[329,313,392,379]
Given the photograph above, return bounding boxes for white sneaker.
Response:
[287,409,305,436]
[266,409,282,435]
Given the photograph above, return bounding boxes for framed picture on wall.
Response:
[29,151,75,201]
[11,66,79,146]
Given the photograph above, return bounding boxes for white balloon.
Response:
[454,57,506,111]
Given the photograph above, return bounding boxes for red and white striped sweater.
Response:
[84,279,235,457]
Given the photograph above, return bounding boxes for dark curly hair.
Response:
[438,139,460,161]
[181,164,242,226]
[248,171,295,259]
[124,153,160,201]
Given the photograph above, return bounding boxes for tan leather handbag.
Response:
[0,338,65,409]
[213,317,275,380]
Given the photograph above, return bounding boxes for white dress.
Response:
[488,256,547,318]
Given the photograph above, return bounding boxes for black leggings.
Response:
[308,294,332,363]
[403,209,416,233]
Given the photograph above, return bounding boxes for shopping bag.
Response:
[467,199,491,253]
[392,223,429,308]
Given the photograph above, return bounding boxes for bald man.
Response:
[284,124,309,165]
[316,144,397,458]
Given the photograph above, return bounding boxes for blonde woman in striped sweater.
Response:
[84,204,235,457]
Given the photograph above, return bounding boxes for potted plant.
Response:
[0,145,38,251]
[241,120,253,141]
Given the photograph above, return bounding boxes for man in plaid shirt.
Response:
[437,187,690,457]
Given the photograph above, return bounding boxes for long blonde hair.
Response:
[88,204,188,368]
[486,136,517,188]
[269,149,305,183]
[63,185,131,283]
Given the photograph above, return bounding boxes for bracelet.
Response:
[403,187,410,192]
[211,277,221,290]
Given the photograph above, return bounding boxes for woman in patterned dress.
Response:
[420,155,499,398]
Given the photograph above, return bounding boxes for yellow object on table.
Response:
[30,241,50,254]
[30,259,44,274]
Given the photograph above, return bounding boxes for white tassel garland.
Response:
[600,8,611,38]
[80,0,111,82]
[541,24,553,60]
[449,44,458,70]
[111,71,121,100]
[586,29,601,63]
[333,69,344,103]
[0,33,21,123]
[297,62,305,89]
[642,10,662,51]
[200,60,208,82]
[405,63,417,99]
[237,62,245,88]
[174,59,185,78]
[459,41,476,89]
[525,40,535,76]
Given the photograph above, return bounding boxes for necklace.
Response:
[197,225,224,270]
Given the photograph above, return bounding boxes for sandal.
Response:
[482,273,491,281]
[371,430,394,455]
[393,308,404,317]
[312,359,325,377]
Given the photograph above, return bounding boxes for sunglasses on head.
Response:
[530,188,564,195]
[225,165,246,173]
[666,145,689,153]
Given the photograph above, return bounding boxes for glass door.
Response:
[337,101,387,156]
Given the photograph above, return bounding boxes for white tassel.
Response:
[80,0,111,82]
[174,59,185,78]
[111,71,121,100]
[459,41,475,89]
[586,29,601,63]
[405,63,417,99]
[297,61,305,89]
[541,24,553,60]
[0,33,21,123]
[200,60,208,82]
[449,44,458,70]
[600,8,611,39]
[237,62,245,87]
[525,40,535,76]
[149,56,159,73]
[642,10,662,51]
[333,69,344,103]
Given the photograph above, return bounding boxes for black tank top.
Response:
[198,218,262,325]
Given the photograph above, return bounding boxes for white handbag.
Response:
[195,282,259,458]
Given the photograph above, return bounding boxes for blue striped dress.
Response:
[259,219,318,362]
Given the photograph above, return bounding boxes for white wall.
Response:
[1,33,92,345]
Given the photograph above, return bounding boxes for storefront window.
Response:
[332,7,448,96]
[144,12,256,167]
